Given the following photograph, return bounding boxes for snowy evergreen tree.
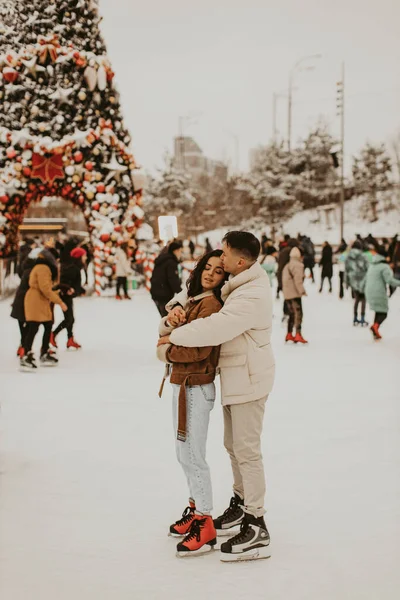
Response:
[352,142,392,222]
[293,126,340,209]
[237,142,299,229]
[0,0,145,276]
[143,156,196,234]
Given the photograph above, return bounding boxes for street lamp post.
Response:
[287,54,321,152]
[273,91,288,144]
[336,62,345,241]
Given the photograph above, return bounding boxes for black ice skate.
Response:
[20,351,37,371]
[213,494,244,536]
[40,352,59,367]
[360,316,369,327]
[220,513,271,562]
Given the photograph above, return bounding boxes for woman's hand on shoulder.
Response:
[158,335,171,346]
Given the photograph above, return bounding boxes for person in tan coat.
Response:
[21,249,67,370]
[158,231,274,562]
[157,250,228,557]
[282,246,308,344]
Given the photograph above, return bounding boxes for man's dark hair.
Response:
[186,249,228,302]
[222,231,260,261]
[168,240,183,254]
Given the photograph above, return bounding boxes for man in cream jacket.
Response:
[158,231,275,562]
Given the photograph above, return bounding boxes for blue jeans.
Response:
[172,383,215,514]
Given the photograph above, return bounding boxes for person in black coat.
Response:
[11,256,37,355]
[150,240,183,317]
[52,247,86,349]
[17,238,36,278]
[319,242,333,293]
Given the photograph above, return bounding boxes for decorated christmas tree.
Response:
[0,0,145,291]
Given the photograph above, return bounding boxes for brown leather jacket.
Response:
[157,291,222,441]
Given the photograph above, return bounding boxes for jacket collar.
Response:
[189,290,215,303]
[221,261,265,301]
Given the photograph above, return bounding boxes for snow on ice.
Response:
[0,280,399,600]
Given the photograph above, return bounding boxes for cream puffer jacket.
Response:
[168,261,275,406]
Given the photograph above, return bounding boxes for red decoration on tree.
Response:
[100,233,110,243]
[73,151,83,163]
[96,183,105,193]
[85,161,93,171]
[23,167,31,177]
[0,195,10,204]
[31,152,65,185]
[3,67,18,83]
[6,147,17,159]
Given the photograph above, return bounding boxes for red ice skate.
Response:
[169,500,196,537]
[49,332,58,348]
[370,323,382,340]
[17,346,25,358]
[294,332,308,344]
[67,337,82,350]
[176,515,217,557]
[285,332,295,343]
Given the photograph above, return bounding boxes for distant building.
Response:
[249,145,267,171]
[174,136,228,182]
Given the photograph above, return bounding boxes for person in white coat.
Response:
[158,231,274,562]
[115,242,132,300]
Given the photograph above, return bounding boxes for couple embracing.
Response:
[157,231,275,562]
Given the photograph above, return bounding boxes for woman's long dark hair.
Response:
[186,249,228,303]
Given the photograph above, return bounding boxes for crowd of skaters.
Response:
[150,231,400,345]
[10,234,89,371]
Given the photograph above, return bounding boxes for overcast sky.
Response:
[100,0,400,173]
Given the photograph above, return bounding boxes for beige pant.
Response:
[223,396,267,518]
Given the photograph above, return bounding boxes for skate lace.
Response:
[230,520,250,545]
[184,518,205,543]
[176,506,194,527]
[222,496,240,519]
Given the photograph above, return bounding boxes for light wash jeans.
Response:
[172,382,215,514]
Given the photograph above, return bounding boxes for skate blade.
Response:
[216,527,241,537]
[40,363,58,367]
[19,366,37,373]
[168,532,185,538]
[176,544,215,558]
[220,545,271,563]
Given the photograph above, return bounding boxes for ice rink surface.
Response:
[1,281,399,600]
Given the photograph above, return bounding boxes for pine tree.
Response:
[352,142,392,222]
[293,126,340,209]
[239,142,299,229]
[143,156,196,235]
[0,0,145,282]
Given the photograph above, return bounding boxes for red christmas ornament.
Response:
[100,233,110,243]
[31,152,65,185]
[23,167,31,177]
[3,67,18,83]
[92,202,100,211]
[114,225,122,232]
[85,161,93,171]
[78,195,85,204]
[6,147,17,159]
[96,183,105,193]
[73,151,83,163]
[0,194,10,204]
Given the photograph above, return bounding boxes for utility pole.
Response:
[336,63,345,242]
[273,92,278,144]
[178,116,185,169]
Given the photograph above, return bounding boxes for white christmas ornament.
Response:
[102,153,128,181]
[131,168,147,191]
[49,86,74,104]
[97,65,107,90]
[65,165,75,176]
[84,66,97,91]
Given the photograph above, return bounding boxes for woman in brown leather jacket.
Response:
[157,250,228,557]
